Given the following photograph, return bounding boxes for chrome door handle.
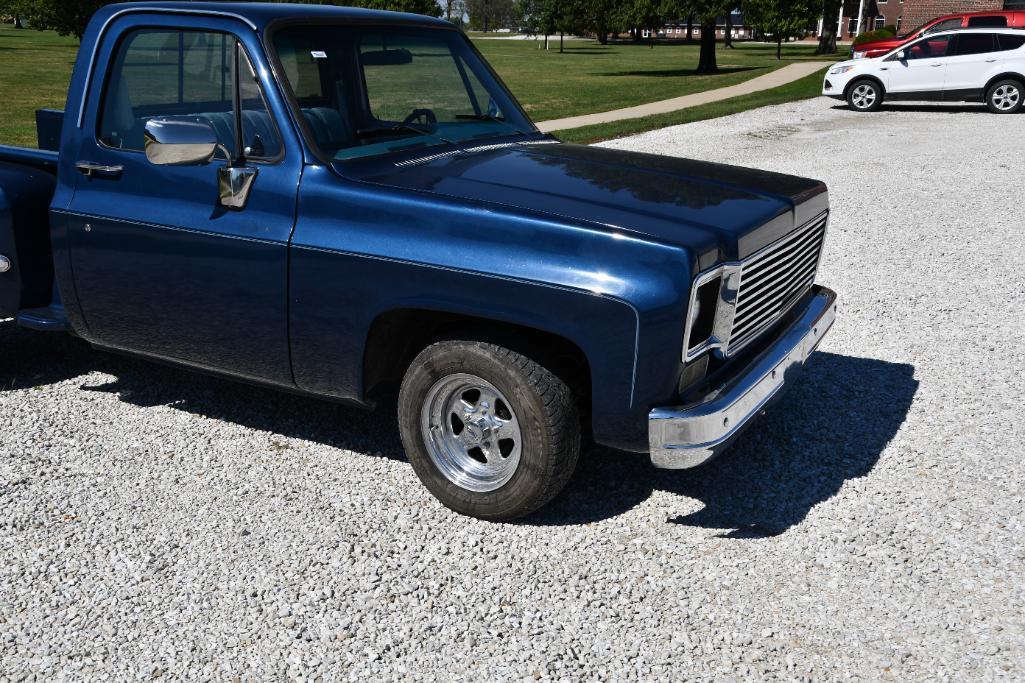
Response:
[985,58,998,63]
[75,161,123,178]
[930,63,942,67]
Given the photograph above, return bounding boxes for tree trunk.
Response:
[724,11,733,48]
[598,31,609,45]
[633,27,641,42]
[686,14,693,42]
[777,36,782,60]
[559,31,564,53]
[544,33,549,50]
[697,18,717,73]
[816,0,840,54]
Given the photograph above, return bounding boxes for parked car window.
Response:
[98,29,281,159]
[967,16,1008,28]
[271,25,533,163]
[997,33,1025,51]
[904,34,953,59]
[924,18,963,34]
[952,33,997,56]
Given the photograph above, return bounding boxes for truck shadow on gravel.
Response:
[1,321,917,536]
[0,320,407,460]
[526,352,918,535]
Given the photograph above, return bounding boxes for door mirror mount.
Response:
[145,117,257,210]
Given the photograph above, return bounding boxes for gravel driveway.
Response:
[3,98,1024,681]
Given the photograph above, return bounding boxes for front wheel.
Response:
[398,340,581,521]
[985,79,1023,114]
[846,79,883,112]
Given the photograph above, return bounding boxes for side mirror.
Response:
[896,50,906,60]
[144,117,220,166]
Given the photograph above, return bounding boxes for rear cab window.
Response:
[967,16,1008,28]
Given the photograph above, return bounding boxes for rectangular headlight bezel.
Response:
[682,263,741,363]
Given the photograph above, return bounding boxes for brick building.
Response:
[835,0,1022,39]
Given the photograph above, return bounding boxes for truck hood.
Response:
[854,37,903,53]
[344,141,828,264]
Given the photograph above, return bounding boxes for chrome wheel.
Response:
[991,84,1020,111]
[850,83,877,110]
[420,373,522,492]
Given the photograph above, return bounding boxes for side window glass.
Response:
[998,34,1025,51]
[238,46,283,159]
[99,29,280,160]
[906,35,952,59]
[953,33,996,56]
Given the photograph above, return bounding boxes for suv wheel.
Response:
[985,79,1022,114]
[398,340,580,521]
[847,79,883,112]
[844,80,885,112]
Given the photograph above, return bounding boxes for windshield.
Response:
[271,25,534,161]
[897,22,927,39]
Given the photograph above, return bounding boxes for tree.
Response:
[686,0,733,73]
[3,0,107,39]
[441,0,468,25]
[466,0,517,31]
[816,0,841,54]
[744,0,815,59]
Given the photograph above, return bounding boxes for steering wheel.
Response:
[403,108,437,128]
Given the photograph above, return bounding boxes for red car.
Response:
[852,10,1025,59]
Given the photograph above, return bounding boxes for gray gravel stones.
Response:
[2,98,1024,680]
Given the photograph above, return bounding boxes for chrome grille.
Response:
[727,212,828,354]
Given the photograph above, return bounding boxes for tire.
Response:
[398,340,581,521]
[846,79,883,112]
[985,79,1023,114]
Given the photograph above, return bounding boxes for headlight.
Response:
[829,65,856,75]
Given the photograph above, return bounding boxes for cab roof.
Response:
[97,2,452,32]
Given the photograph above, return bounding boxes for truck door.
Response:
[63,22,302,385]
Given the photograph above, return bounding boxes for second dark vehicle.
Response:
[0,2,836,520]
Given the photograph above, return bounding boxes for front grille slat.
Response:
[730,272,816,341]
[725,212,827,355]
[732,244,822,317]
[731,261,819,332]
[742,224,824,274]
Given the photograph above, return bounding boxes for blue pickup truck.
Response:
[0,2,836,520]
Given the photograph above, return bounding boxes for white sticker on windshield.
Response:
[311,51,327,59]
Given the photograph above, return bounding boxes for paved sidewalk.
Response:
[535,61,835,132]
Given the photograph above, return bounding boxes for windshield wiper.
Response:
[355,124,455,145]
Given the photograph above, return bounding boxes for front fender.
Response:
[289,166,693,451]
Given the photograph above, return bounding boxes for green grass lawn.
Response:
[555,67,830,144]
[0,23,830,148]
[0,25,79,148]
[473,39,827,121]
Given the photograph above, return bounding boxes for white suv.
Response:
[823,28,1025,113]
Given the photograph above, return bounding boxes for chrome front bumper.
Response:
[649,287,837,469]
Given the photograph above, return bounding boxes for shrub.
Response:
[853,25,897,46]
